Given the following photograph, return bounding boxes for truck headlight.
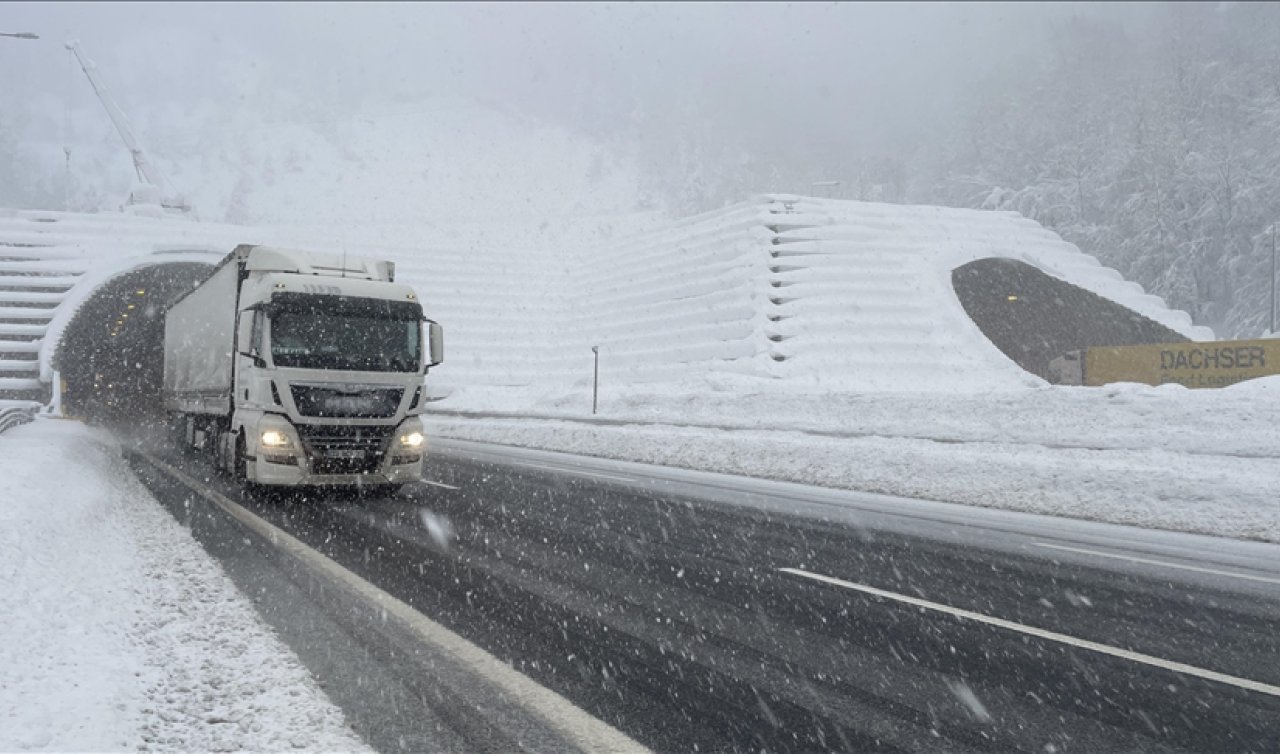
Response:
[260,429,293,448]
[398,430,424,448]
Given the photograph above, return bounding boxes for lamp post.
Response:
[0,32,40,40]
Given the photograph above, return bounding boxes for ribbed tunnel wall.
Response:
[0,243,83,400]
[747,197,1213,390]
[0,199,1214,411]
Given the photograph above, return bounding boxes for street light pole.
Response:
[0,32,40,40]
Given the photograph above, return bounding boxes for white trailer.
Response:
[163,244,443,490]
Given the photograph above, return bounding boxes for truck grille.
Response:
[291,384,404,418]
[296,424,395,475]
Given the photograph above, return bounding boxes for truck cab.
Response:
[164,245,443,490]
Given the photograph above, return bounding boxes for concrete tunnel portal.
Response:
[55,262,213,428]
[49,253,1195,428]
[951,257,1189,382]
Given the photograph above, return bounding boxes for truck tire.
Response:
[234,434,265,499]
[234,434,249,484]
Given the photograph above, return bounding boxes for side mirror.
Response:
[425,320,444,371]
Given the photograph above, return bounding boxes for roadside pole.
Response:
[49,370,63,416]
[591,346,599,415]
[1271,224,1277,335]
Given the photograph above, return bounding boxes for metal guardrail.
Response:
[0,403,39,434]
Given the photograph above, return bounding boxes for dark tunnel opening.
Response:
[55,262,212,432]
[952,257,1189,382]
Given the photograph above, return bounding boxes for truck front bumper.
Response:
[251,454,423,486]
[245,414,426,487]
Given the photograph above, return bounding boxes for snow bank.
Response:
[426,379,1280,542]
[0,419,369,752]
[1224,373,1280,395]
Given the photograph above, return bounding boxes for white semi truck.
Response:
[163,244,443,490]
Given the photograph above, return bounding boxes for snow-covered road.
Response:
[0,419,369,752]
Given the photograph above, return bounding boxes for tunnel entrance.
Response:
[951,257,1189,381]
[55,262,212,431]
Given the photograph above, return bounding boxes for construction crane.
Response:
[65,40,196,218]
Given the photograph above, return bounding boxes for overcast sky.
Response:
[4,3,1151,151]
[4,0,1188,223]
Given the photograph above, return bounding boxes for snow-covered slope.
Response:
[0,419,371,751]
[0,195,1209,403]
[32,97,646,227]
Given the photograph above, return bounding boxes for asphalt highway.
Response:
[128,437,1280,753]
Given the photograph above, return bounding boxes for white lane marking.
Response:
[421,479,460,490]
[513,461,635,483]
[1031,542,1280,586]
[143,453,647,752]
[778,567,1280,698]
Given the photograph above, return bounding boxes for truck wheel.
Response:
[233,434,266,499]
[234,434,248,484]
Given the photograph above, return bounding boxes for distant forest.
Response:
[654,3,1280,338]
[927,2,1280,339]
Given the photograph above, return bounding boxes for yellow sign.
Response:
[1085,339,1280,388]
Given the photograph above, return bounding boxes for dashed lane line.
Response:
[421,479,461,490]
[778,566,1280,698]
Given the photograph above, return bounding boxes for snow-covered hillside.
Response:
[24,97,648,227]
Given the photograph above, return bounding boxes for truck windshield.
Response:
[268,295,422,372]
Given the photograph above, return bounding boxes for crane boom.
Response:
[65,40,193,216]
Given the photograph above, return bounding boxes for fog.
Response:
[9,3,1279,337]
[5,2,1128,179]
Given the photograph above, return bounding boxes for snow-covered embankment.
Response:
[0,419,369,752]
